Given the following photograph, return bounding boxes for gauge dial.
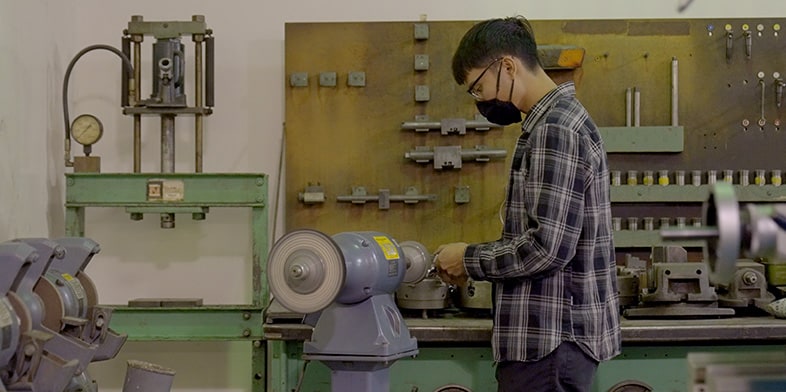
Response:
[71,114,103,146]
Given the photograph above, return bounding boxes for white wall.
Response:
[0,0,74,241]
[2,0,785,390]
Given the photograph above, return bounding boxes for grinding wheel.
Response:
[267,229,345,314]
[400,241,431,284]
[703,182,742,284]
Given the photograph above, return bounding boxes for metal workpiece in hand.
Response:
[395,242,448,312]
[433,242,469,286]
[661,182,786,285]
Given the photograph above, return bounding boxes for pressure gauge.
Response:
[70,114,103,146]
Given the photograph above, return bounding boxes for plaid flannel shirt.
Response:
[464,81,621,363]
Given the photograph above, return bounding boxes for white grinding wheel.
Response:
[703,182,741,285]
[267,229,345,314]
[400,241,431,284]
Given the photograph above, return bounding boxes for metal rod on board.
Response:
[625,87,632,127]
[194,35,204,173]
[133,39,142,173]
[671,57,679,126]
[205,36,215,108]
[634,87,641,127]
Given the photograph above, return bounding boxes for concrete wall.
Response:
[1,0,784,390]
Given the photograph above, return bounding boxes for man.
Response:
[435,16,621,392]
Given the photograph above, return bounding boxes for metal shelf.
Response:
[611,184,786,203]
[612,230,703,248]
[600,126,684,153]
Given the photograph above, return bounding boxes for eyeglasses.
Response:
[467,57,503,101]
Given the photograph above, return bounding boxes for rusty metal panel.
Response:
[285,19,786,250]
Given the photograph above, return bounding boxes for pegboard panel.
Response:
[284,19,786,249]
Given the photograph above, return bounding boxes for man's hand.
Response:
[434,242,469,286]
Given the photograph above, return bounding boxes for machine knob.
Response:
[742,270,758,285]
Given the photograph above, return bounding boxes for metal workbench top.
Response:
[264,316,786,343]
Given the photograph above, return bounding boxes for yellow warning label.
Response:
[62,273,74,281]
[373,236,399,260]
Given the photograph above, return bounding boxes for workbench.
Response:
[264,314,786,392]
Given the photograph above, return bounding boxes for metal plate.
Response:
[267,229,345,314]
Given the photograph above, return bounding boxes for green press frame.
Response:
[64,172,269,392]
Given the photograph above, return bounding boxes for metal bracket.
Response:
[415,85,430,102]
[454,186,471,204]
[404,145,508,170]
[414,55,429,71]
[413,23,429,40]
[319,72,337,87]
[290,72,308,87]
[336,186,436,209]
[441,118,465,135]
[126,19,209,39]
[434,146,462,169]
[412,115,430,132]
[347,71,366,87]
[298,183,326,204]
[401,117,501,134]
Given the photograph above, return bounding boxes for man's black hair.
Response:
[451,16,542,85]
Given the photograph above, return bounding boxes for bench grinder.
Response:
[267,229,419,392]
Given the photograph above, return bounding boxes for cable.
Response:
[62,44,134,165]
[293,359,310,392]
[272,126,285,242]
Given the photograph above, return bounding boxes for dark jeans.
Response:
[496,341,599,392]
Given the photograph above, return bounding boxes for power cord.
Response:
[294,359,310,392]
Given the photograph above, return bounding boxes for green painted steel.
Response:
[64,172,269,392]
[251,339,266,391]
[611,184,786,203]
[267,340,299,392]
[251,207,268,308]
[268,342,785,392]
[599,126,684,152]
[108,306,263,341]
[65,173,267,206]
[125,206,209,214]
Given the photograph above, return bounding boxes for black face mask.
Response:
[476,99,522,126]
[475,78,522,126]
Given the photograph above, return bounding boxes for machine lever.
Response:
[744,30,752,59]
[759,74,767,128]
[726,29,734,63]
